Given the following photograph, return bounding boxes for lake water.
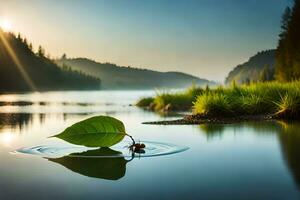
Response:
[0,91,300,200]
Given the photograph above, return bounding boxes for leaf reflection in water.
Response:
[47,147,130,180]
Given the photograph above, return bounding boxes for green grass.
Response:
[193,93,232,116]
[136,84,204,111]
[153,93,192,111]
[193,81,300,118]
[274,90,300,118]
[137,81,300,119]
[136,97,154,107]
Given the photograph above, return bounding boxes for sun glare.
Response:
[0,19,12,32]
[0,132,16,147]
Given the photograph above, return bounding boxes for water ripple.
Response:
[15,141,189,158]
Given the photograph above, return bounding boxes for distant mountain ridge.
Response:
[0,29,101,92]
[56,58,213,90]
[225,50,276,84]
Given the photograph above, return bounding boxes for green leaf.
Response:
[53,116,126,147]
[47,148,127,180]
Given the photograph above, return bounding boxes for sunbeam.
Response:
[0,31,36,90]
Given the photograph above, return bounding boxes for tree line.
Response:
[227,0,300,84]
[0,29,101,91]
[275,0,300,82]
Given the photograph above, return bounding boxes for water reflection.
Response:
[47,148,128,180]
[199,121,281,140]
[0,113,33,131]
[198,124,225,140]
[0,112,93,132]
[199,120,300,190]
[0,101,102,107]
[277,121,300,189]
[0,101,33,106]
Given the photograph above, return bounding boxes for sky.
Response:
[0,0,292,82]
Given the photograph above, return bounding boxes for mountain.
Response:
[56,58,212,90]
[0,29,101,92]
[225,50,276,84]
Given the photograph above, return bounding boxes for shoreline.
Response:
[142,114,275,125]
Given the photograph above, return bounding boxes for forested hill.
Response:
[56,58,213,90]
[0,29,100,92]
[225,50,276,84]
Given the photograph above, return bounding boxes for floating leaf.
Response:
[53,116,126,147]
[47,148,127,180]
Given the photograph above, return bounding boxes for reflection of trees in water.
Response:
[199,120,300,190]
[198,124,225,140]
[199,121,281,140]
[39,113,45,124]
[0,112,93,132]
[0,113,33,131]
[47,148,128,180]
[277,121,300,189]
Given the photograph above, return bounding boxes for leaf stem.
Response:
[126,134,135,145]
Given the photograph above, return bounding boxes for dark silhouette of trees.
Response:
[17,33,21,40]
[23,38,28,47]
[37,45,45,57]
[0,29,101,92]
[61,53,67,60]
[275,0,300,81]
[28,43,33,51]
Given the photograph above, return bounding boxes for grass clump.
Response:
[153,93,193,111]
[193,93,232,116]
[136,81,300,119]
[136,84,204,111]
[193,81,300,119]
[240,94,268,114]
[136,97,154,107]
[275,91,300,118]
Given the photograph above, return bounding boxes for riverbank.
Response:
[137,81,300,123]
[143,114,275,125]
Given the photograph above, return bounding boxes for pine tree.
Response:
[23,38,28,47]
[275,0,300,81]
[37,45,45,57]
[289,0,300,79]
[61,53,67,60]
[275,7,292,81]
[17,33,22,40]
[29,43,33,51]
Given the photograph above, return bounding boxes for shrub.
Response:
[193,93,232,116]
[136,97,154,107]
[136,84,204,111]
[154,93,193,111]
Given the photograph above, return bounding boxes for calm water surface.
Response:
[0,91,300,200]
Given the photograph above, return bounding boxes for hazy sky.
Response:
[0,0,291,81]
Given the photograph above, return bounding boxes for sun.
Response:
[0,19,12,32]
